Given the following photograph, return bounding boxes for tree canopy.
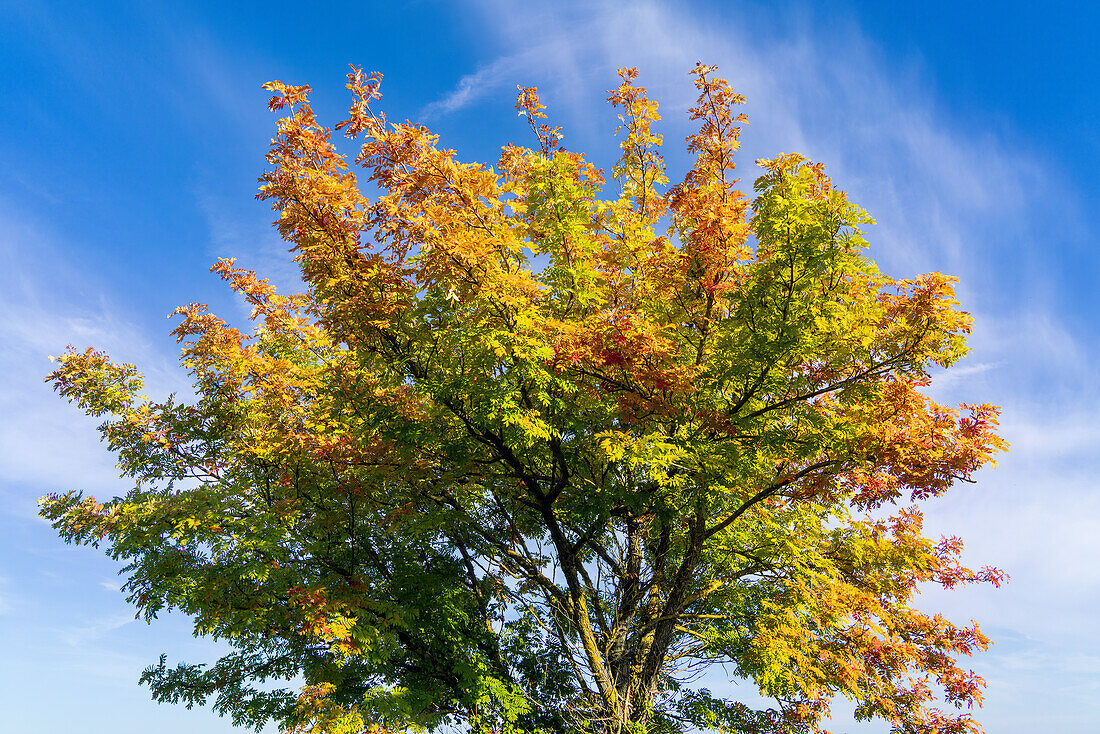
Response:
[43,64,1006,734]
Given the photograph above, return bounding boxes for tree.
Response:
[42,64,1007,734]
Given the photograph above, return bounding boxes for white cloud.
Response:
[421,53,533,119]
[0,204,189,513]
[57,612,137,648]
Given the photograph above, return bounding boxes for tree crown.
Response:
[43,63,1006,734]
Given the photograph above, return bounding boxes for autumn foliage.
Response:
[43,64,1006,734]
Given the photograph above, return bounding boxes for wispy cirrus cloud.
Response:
[57,612,137,648]
[0,204,189,513]
[420,52,535,119]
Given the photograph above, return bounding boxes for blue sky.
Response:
[2,1,1098,731]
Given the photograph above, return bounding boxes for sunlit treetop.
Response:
[43,63,1006,734]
